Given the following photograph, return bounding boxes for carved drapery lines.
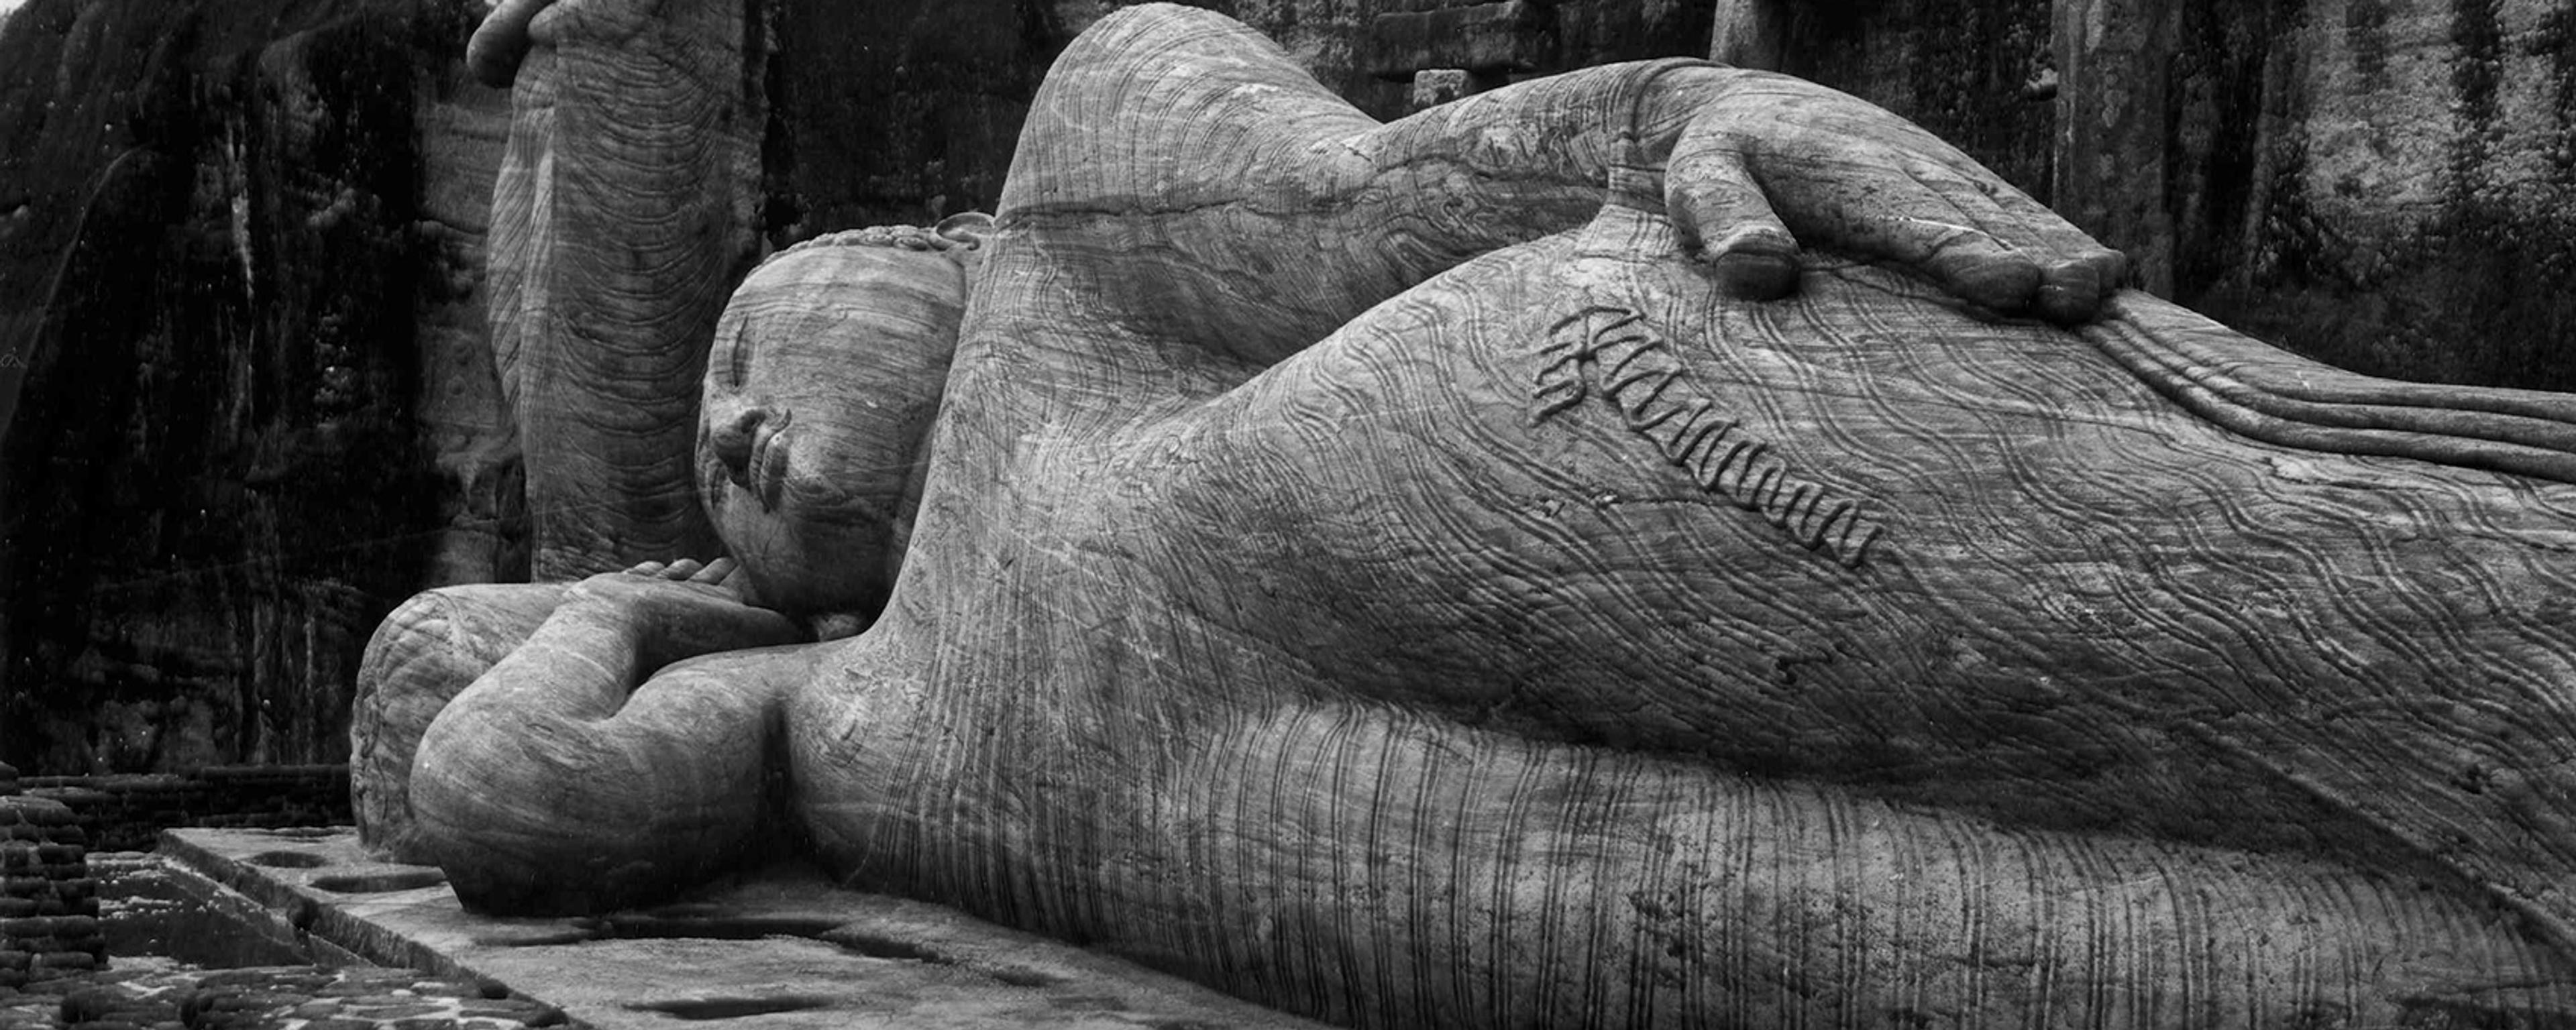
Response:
[2085,302,2576,485]
[1533,302,1884,568]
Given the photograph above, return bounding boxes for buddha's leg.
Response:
[1148,705,2576,1027]
[352,582,567,862]
[791,655,2576,1027]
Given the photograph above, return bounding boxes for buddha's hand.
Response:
[1666,70,2127,324]
[566,557,807,670]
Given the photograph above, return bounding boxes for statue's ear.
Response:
[935,212,996,249]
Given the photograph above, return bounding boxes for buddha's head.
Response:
[697,214,990,622]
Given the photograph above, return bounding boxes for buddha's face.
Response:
[697,242,967,617]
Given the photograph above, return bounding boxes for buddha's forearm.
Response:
[1295,62,1741,300]
[1002,11,1738,363]
[1352,60,1733,207]
[353,583,572,862]
[407,597,798,913]
[439,596,650,722]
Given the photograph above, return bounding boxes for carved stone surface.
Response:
[474,0,766,581]
[370,3,2576,1025]
[696,224,976,618]
[351,583,564,864]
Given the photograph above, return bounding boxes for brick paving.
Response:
[3,795,107,989]
[0,962,573,1030]
[1,764,572,1030]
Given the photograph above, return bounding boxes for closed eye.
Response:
[727,319,753,389]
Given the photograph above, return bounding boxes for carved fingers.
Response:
[690,557,738,585]
[576,559,804,669]
[1663,145,1801,300]
[466,0,557,88]
[1669,72,2128,325]
[621,557,738,584]
[1890,155,2130,322]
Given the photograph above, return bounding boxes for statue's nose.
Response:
[710,405,765,488]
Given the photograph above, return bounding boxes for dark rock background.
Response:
[1766,0,2576,391]
[2,0,2571,772]
[0,0,497,772]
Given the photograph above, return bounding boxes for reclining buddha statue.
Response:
[355,4,2576,1025]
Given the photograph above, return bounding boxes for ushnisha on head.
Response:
[697,213,992,630]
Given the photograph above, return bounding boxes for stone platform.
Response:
[158,828,1326,1030]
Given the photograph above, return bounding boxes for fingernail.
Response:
[1956,259,2041,312]
[2080,246,2133,288]
[1714,250,1799,300]
[2037,257,2106,324]
[2037,284,2090,325]
[1707,226,1799,299]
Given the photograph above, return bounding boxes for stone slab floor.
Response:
[8,828,1325,1029]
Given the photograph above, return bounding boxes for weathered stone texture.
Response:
[411,61,524,589]
[768,0,1717,232]
[0,797,101,989]
[1748,0,2576,390]
[19,765,353,851]
[0,0,497,772]
[2196,0,2576,391]
[479,0,764,581]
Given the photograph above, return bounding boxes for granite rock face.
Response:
[1738,0,2576,390]
[2185,0,2576,392]
[0,0,513,772]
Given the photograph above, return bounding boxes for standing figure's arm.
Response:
[409,559,813,913]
